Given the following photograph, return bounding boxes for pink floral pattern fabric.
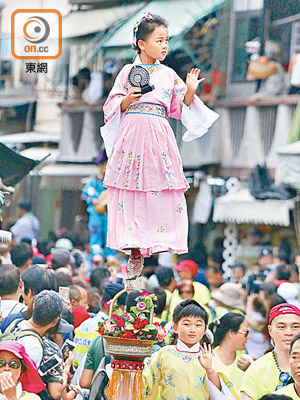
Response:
[103,62,189,256]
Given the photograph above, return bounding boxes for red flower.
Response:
[116,319,125,329]
[138,330,143,335]
[97,328,105,336]
[146,334,152,339]
[141,291,149,297]
[133,318,149,330]
[120,330,137,340]
[154,322,160,327]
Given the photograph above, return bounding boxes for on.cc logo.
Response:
[23,16,50,44]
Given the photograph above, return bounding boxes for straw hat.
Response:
[211,282,245,312]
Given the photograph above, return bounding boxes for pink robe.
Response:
[101,58,219,257]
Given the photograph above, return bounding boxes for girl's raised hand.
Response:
[198,342,213,372]
[186,68,205,93]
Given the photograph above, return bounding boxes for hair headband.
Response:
[133,11,153,47]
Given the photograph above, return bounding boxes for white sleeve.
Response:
[206,377,235,400]
[181,95,219,142]
[100,106,124,157]
[17,336,43,368]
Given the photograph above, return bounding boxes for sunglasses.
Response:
[0,360,21,369]
[275,372,293,391]
[238,329,249,337]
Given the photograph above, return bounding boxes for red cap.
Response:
[72,306,90,329]
[269,303,300,325]
[174,260,198,277]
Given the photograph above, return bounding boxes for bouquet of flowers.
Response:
[98,291,167,342]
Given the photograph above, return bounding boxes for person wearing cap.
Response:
[0,340,45,399]
[154,267,177,322]
[240,303,300,400]
[258,248,274,273]
[10,202,40,243]
[167,259,211,322]
[81,150,114,261]
[231,263,246,284]
[51,249,72,276]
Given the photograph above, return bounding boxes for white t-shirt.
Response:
[1,300,27,319]
[15,320,43,367]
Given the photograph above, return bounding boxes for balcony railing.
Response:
[59,96,300,177]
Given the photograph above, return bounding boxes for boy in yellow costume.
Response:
[143,299,236,399]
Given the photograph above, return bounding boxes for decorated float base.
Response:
[103,289,157,400]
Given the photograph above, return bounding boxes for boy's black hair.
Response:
[133,14,168,54]
[173,299,208,325]
[208,313,245,347]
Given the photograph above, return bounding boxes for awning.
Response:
[213,189,294,226]
[102,0,230,59]
[20,147,59,163]
[0,131,60,144]
[38,163,98,190]
[276,141,300,188]
[0,142,40,186]
[61,4,144,38]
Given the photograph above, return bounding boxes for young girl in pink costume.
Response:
[101,12,219,278]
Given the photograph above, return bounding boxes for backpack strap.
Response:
[4,318,24,334]
[8,303,26,316]
[13,330,44,348]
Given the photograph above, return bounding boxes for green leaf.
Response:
[130,306,139,315]
[125,323,135,330]
[146,324,157,330]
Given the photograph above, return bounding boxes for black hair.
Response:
[101,284,127,308]
[90,267,110,290]
[125,291,142,312]
[290,333,300,354]
[10,243,33,268]
[0,264,20,296]
[209,313,245,347]
[69,285,86,301]
[155,266,174,287]
[54,272,73,288]
[153,287,167,316]
[275,265,291,281]
[78,67,91,81]
[258,395,293,400]
[173,299,208,325]
[132,14,168,54]
[22,265,58,296]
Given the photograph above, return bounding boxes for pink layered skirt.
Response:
[104,104,189,257]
